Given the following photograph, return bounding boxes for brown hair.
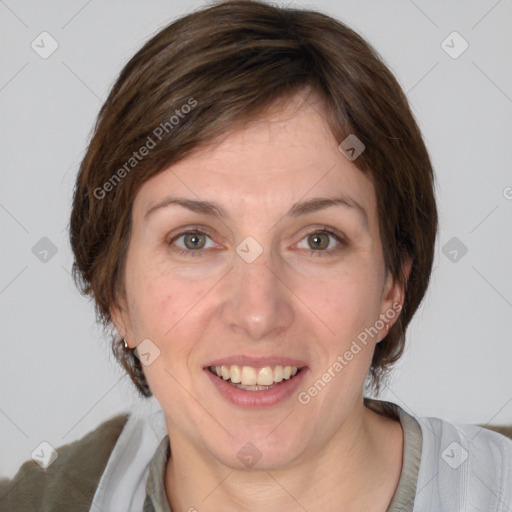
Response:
[69,0,438,398]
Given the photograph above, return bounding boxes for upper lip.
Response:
[204,355,308,368]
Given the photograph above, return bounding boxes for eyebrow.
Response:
[144,195,369,230]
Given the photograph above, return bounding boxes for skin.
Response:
[112,90,411,512]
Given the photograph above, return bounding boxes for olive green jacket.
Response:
[0,413,129,512]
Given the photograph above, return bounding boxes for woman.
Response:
[1,1,511,511]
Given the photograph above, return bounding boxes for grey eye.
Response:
[183,232,206,249]
[174,231,214,250]
[307,233,330,250]
[297,231,340,251]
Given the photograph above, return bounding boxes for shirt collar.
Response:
[144,435,172,512]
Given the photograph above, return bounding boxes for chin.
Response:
[204,423,309,472]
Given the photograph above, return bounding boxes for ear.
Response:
[110,294,134,348]
[378,257,412,337]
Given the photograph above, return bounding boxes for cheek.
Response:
[128,270,204,395]
[127,264,212,358]
[123,261,176,340]
[303,266,382,344]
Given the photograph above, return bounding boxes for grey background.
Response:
[1,0,511,478]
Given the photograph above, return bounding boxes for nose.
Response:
[220,247,295,341]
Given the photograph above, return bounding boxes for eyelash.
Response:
[167,226,346,258]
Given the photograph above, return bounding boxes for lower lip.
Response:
[205,367,308,407]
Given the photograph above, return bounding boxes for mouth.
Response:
[207,364,304,391]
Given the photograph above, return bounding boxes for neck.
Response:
[164,400,403,512]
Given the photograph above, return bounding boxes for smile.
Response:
[208,364,302,390]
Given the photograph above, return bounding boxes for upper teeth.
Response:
[211,365,299,385]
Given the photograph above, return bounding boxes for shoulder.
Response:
[414,414,512,511]
[0,413,130,512]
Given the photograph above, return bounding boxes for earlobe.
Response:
[387,256,412,305]
[110,297,129,340]
[110,306,126,339]
[380,257,412,331]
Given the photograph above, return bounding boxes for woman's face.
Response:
[112,92,405,470]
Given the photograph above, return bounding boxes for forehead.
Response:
[133,92,377,226]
